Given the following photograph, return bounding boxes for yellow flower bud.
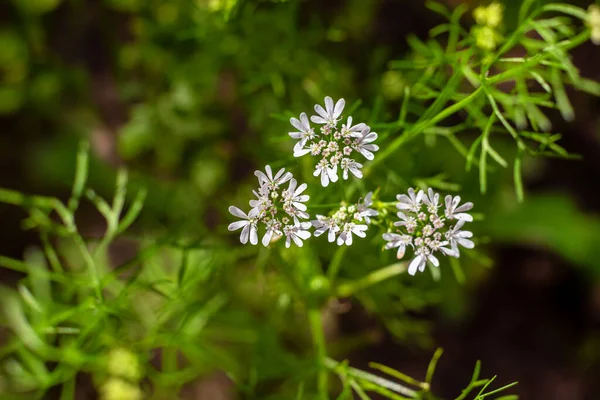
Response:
[106,348,142,382]
[588,5,600,45]
[473,2,504,28]
[592,28,600,46]
[473,26,501,51]
[473,6,488,26]
[485,3,504,28]
[100,378,143,400]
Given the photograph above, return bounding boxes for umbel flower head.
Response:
[289,96,379,187]
[228,165,312,248]
[311,191,378,246]
[383,188,475,276]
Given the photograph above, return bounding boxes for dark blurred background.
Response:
[2,0,600,399]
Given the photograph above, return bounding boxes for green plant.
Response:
[2,1,600,399]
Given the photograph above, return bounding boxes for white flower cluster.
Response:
[228,165,312,248]
[312,192,378,246]
[383,188,475,276]
[289,96,379,187]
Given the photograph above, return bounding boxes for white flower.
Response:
[313,160,339,187]
[230,165,312,248]
[422,188,440,214]
[383,233,412,259]
[340,158,363,180]
[283,178,310,219]
[262,219,283,246]
[396,188,424,213]
[407,247,439,276]
[283,179,309,210]
[312,216,340,243]
[336,222,367,246]
[393,211,417,232]
[228,206,259,245]
[443,219,475,257]
[289,112,315,148]
[249,186,271,214]
[444,195,474,222]
[283,221,312,248]
[341,116,367,137]
[311,191,375,245]
[289,97,376,186]
[384,187,475,276]
[255,165,293,190]
[311,96,345,126]
[293,141,312,157]
[353,126,379,160]
[356,191,378,224]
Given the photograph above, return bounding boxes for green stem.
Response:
[336,262,407,298]
[366,86,484,175]
[326,246,347,281]
[310,203,343,209]
[325,358,417,398]
[308,308,328,399]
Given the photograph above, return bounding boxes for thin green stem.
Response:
[336,262,407,297]
[325,358,417,398]
[310,203,342,209]
[73,236,103,301]
[326,246,347,281]
[366,86,484,175]
[308,308,328,399]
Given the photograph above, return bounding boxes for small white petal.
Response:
[262,230,273,247]
[345,234,353,246]
[428,254,440,267]
[240,224,250,244]
[294,183,308,196]
[396,245,406,259]
[315,104,328,119]
[229,206,247,219]
[300,112,310,128]
[455,202,473,213]
[350,167,363,178]
[294,148,311,157]
[328,229,336,242]
[324,96,334,114]
[249,226,258,245]
[292,235,303,247]
[333,98,345,118]
[408,256,423,276]
[457,238,475,249]
[455,213,473,222]
[320,171,329,187]
[311,116,327,124]
[360,149,374,160]
[228,220,248,231]
[296,230,311,240]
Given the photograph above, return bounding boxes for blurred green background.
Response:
[2,0,600,399]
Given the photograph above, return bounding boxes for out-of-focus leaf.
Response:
[488,194,600,272]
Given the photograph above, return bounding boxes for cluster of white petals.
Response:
[289,96,379,187]
[311,192,378,246]
[383,188,475,276]
[229,165,312,248]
